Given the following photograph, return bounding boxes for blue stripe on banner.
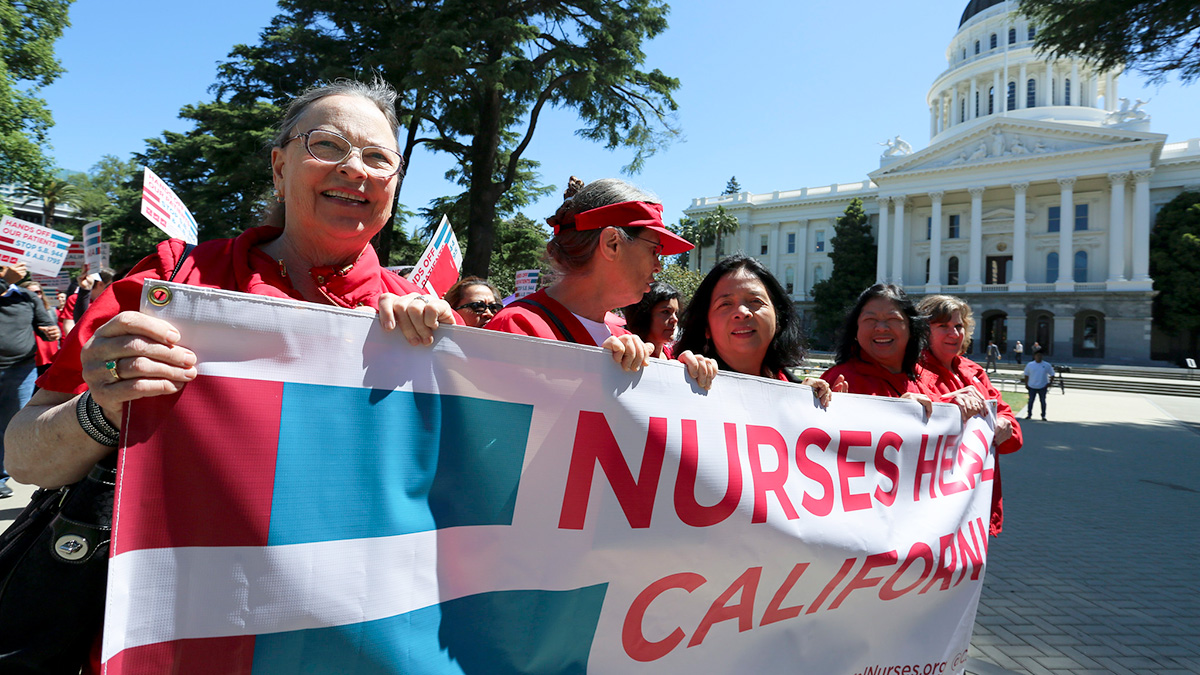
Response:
[270,384,533,545]
[434,223,451,248]
[251,585,608,675]
[50,232,70,243]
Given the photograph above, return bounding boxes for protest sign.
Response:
[31,271,71,294]
[515,269,539,299]
[104,282,994,674]
[140,167,198,244]
[83,220,103,271]
[408,215,462,297]
[63,241,84,270]
[0,215,72,276]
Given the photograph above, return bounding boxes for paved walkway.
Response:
[968,389,1200,674]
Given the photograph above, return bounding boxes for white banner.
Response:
[105,282,994,674]
[83,220,103,271]
[0,215,72,276]
[140,167,198,244]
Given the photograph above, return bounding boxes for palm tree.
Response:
[702,206,740,260]
[12,177,81,230]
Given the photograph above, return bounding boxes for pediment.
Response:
[871,119,1165,178]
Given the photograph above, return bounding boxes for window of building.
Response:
[925,258,931,283]
[974,40,980,55]
[990,33,997,49]
[815,230,825,252]
[785,267,795,294]
[1008,28,1016,44]
[926,216,932,240]
[1028,26,1036,40]
[1073,250,1088,282]
[1051,79,1056,105]
[948,214,960,238]
[1064,78,1071,105]
[1026,78,1037,107]
[1046,252,1059,282]
[947,256,960,285]
[1048,205,1061,232]
[1074,203,1089,231]
[961,48,967,61]
[1007,81,1017,110]
[960,98,966,122]
[988,87,995,115]
[760,234,768,255]
[975,91,980,117]
[787,232,796,253]
[813,265,825,285]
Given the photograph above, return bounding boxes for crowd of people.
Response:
[0,78,1031,672]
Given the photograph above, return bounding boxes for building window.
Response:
[926,216,932,240]
[974,40,980,55]
[962,48,967,61]
[813,265,825,285]
[925,258,931,283]
[1008,28,1016,44]
[960,98,966,122]
[1074,250,1088,282]
[990,34,997,49]
[786,232,796,253]
[760,234,768,255]
[948,214,960,238]
[1052,79,1056,105]
[785,267,795,294]
[948,256,960,285]
[988,87,995,115]
[815,230,825,252]
[1007,81,1017,110]
[1047,252,1059,282]
[1027,78,1037,107]
[1028,26,1036,40]
[1048,206,1061,232]
[1075,203,1089,231]
[1064,78,1071,105]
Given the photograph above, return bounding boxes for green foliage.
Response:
[655,263,705,307]
[1150,191,1200,352]
[701,205,739,259]
[0,0,73,189]
[486,213,551,298]
[1020,0,1200,84]
[10,174,81,230]
[667,216,705,268]
[810,198,876,348]
[723,176,741,195]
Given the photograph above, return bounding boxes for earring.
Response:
[275,190,284,203]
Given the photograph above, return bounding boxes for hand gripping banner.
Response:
[104,282,996,674]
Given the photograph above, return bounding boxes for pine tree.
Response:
[1149,190,1200,358]
[723,176,741,195]
[810,198,877,348]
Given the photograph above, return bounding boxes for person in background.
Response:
[55,290,74,338]
[1023,349,1055,421]
[917,294,1021,536]
[0,263,60,499]
[621,281,681,359]
[1014,340,1024,364]
[985,339,1000,373]
[20,281,61,375]
[487,177,715,388]
[674,255,839,405]
[72,270,114,321]
[444,276,503,328]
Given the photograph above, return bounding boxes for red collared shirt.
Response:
[486,288,629,346]
[821,355,935,398]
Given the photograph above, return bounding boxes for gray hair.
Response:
[545,178,660,273]
[272,78,401,147]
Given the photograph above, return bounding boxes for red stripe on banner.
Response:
[0,235,13,244]
[0,243,24,255]
[115,376,283,554]
[143,200,170,222]
[427,244,461,297]
[142,187,162,206]
[105,634,256,674]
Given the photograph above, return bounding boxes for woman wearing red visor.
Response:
[488,177,716,387]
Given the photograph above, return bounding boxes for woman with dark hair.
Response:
[444,276,502,328]
[917,294,1020,535]
[622,281,681,359]
[488,177,715,387]
[675,255,838,404]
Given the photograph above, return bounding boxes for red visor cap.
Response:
[569,201,694,256]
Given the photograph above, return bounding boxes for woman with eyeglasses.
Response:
[487,177,716,388]
[444,276,503,328]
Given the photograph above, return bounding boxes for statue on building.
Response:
[1010,136,1029,155]
[1105,97,1151,125]
[968,142,989,162]
[992,129,1006,156]
[878,135,913,158]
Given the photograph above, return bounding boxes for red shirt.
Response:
[821,355,936,398]
[33,331,59,366]
[486,289,629,346]
[39,226,425,396]
[919,353,1023,536]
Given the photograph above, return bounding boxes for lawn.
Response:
[1000,390,1028,413]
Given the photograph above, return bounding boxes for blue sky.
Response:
[41,0,1200,239]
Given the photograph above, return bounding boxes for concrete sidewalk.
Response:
[968,389,1200,674]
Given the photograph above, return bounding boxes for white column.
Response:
[928,191,944,291]
[1104,71,1114,110]
[876,196,890,283]
[1111,71,1119,109]
[1045,62,1054,105]
[742,220,753,258]
[993,70,1002,115]
[930,104,938,138]
[768,221,780,274]
[1019,63,1027,109]
[1070,62,1079,105]
[795,219,809,298]
[1056,177,1076,290]
[892,196,907,286]
[1131,169,1153,283]
[967,186,985,289]
[1107,172,1128,282]
[969,78,978,120]
[1011,182,1028,289]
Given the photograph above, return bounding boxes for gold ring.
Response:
[105,360,120,382]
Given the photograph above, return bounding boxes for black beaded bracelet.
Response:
[76,392,119,447]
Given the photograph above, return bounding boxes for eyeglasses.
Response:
[456,301,504,314]
[282,129,405,177]
[631,235,664,256]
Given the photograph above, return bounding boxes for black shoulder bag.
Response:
[0,243,195,673]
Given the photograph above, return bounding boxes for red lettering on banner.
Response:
[937,436,969,496]
[759,563,809,625]
[956,441,984,489]
[806,557,856,615]
[913,434,941,501]
[879,541,935,600]
[558,412,667,529]
[674,421,742,527]
[975,430,995,483]
[874,432,902,507]
[746,425,798,523]
[956,520,985,583]
[622,572,706,662]
[687,567,762,648]
[829,550,900,609]
[919,534,958,593]
[796,427,834,516]
[837,430,874,512]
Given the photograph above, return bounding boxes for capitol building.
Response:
[684,0,1200,363]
